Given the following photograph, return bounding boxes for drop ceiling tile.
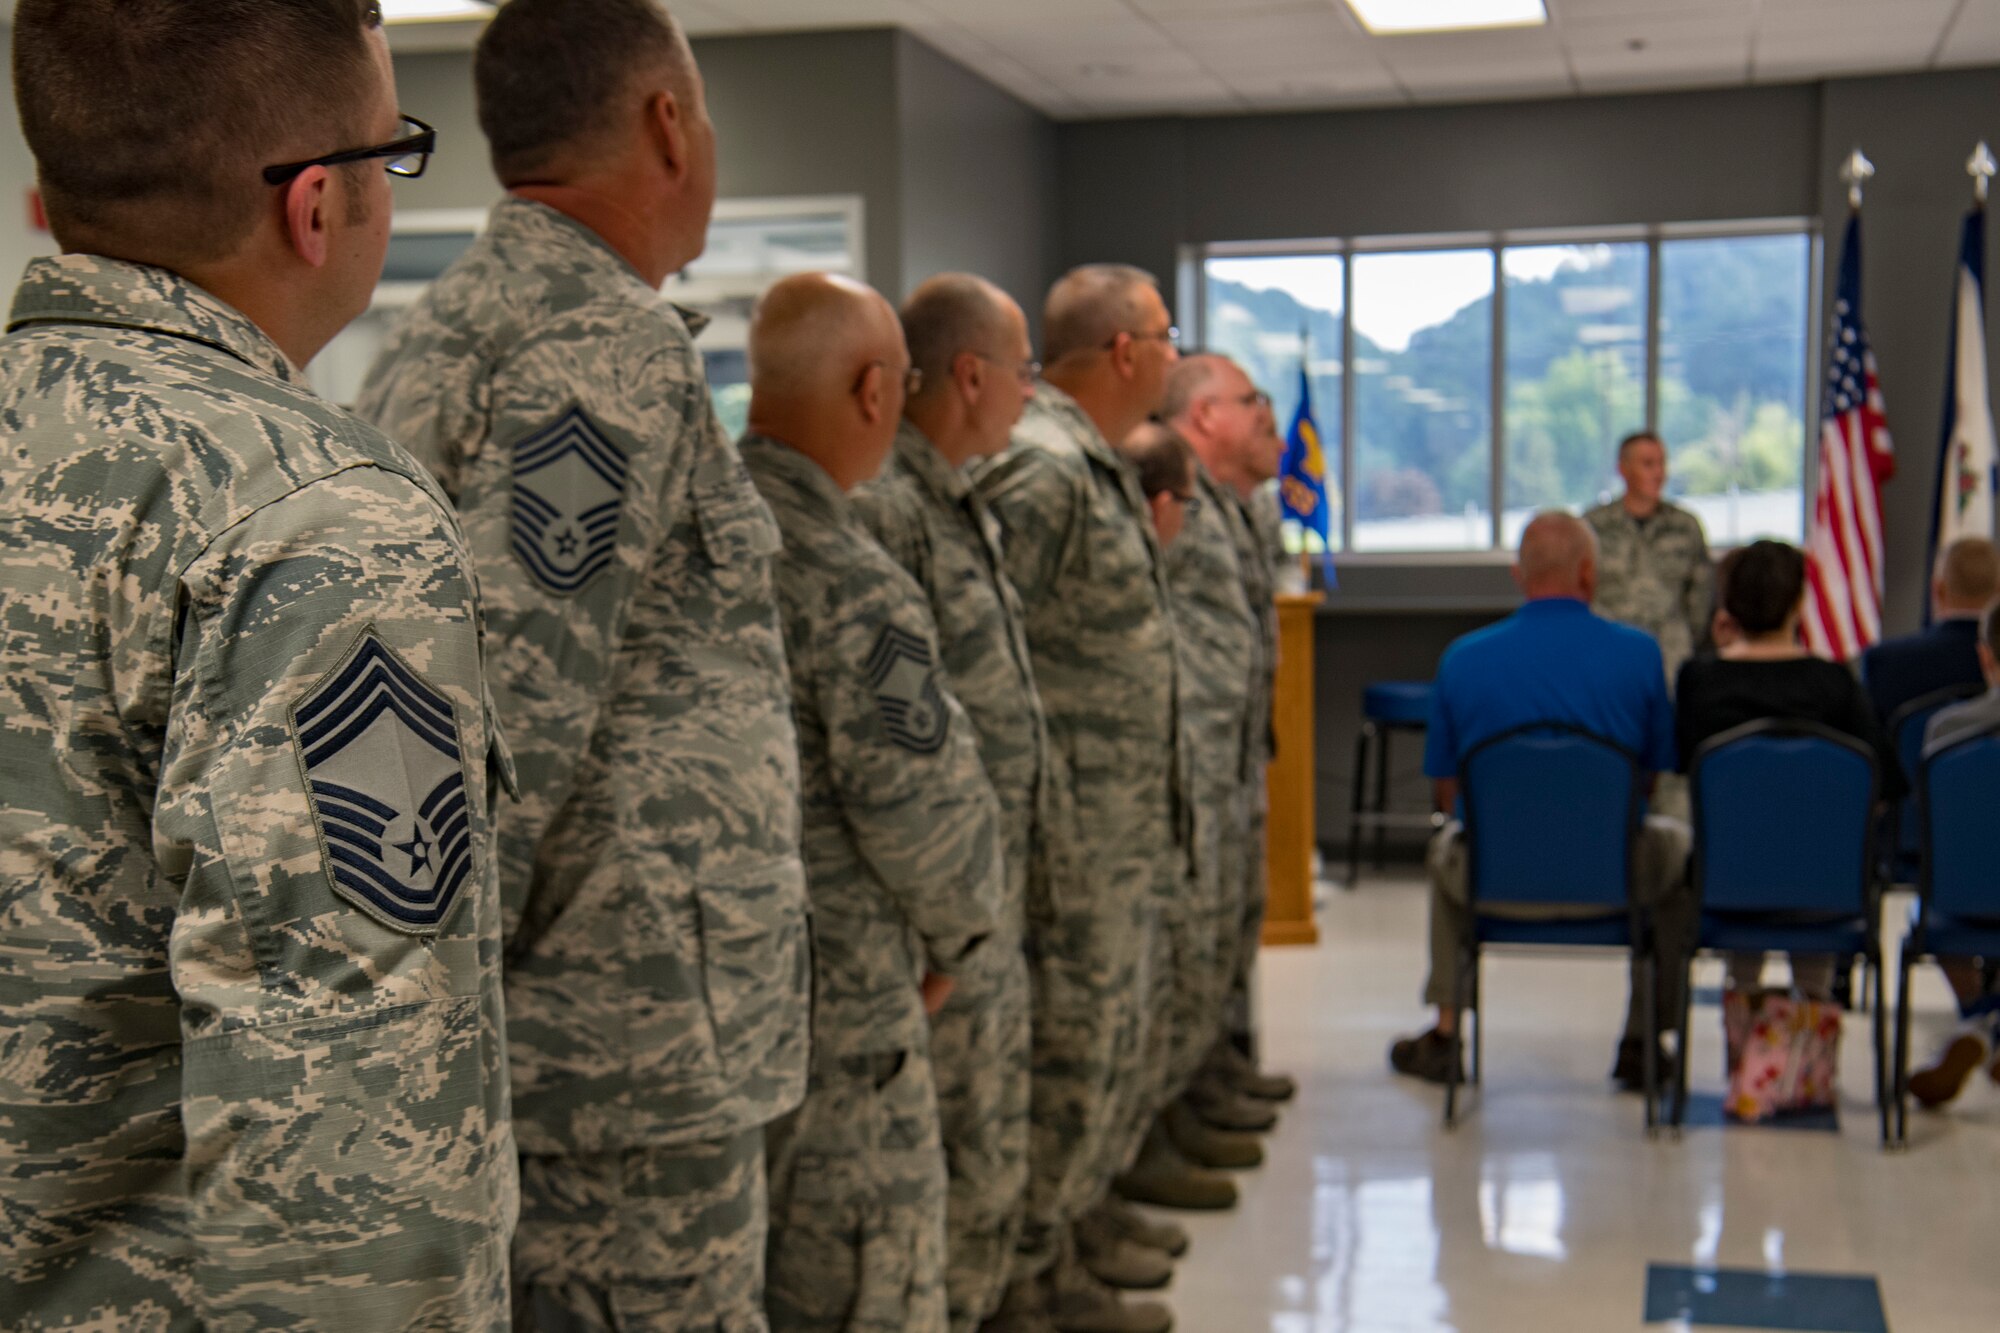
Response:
[1060,71,1247,118]
[1128,0,1332,15]
[1573,63,1749,94]
[1938,0,2000,66]
[1555,8,1752,45]
[1369,24,1569,68]
[675,1,752,35]
[1219,61,1405,101]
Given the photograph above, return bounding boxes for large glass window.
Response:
[1501,242,1649,546]
[1658,233,1812,544]
[1351,250,1494,552]
[1201,254,1345,552]
[1190,222,1815,555]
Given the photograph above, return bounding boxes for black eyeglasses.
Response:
[263,115,436,187]
[1103,325,1180,350]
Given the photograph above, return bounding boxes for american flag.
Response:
[1804,215,1896,660]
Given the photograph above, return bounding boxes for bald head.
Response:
[1515,511,1599,601]
[747,272,908,489]
[1936,536,2000,613]
[1044,264,1160,365]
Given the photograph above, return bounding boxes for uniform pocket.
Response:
[693,854,811,1078]
[692,448,783,570]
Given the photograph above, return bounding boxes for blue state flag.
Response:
[1279,360,1335,584]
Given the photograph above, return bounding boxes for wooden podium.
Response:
[1262,592,1322,946]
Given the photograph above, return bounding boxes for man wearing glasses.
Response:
[739,273,1002,1332]
[357,1,810,1327]
[850,273,1060,1330]
[0,1,513,1327]
[976,266,1185,1333]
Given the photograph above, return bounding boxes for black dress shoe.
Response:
[1610,1036,1678,1092]
[1388,1028,1462,1085]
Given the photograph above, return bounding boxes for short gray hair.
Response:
[1044,264,1158,364]
[901,273,1014,395]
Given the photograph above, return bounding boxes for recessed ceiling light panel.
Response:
[1346,0,1548,36]
[381,0,495,22]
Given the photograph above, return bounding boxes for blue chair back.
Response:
[1921,727,2000,923]
[1889,683,1983,873]
[1691,720,1878,916]
[1461,723,1640,910]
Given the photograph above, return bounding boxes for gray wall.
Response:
[894,32,1057,330]
[1052,70,2000,851]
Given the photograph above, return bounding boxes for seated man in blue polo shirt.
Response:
[1388,512,1693,1091]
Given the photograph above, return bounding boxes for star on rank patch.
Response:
[866,624,949,754]
[511,405,628,596]
[292,631,477,935]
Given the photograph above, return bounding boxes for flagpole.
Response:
[1841,147,1875,212]
[1970,141,1996,207]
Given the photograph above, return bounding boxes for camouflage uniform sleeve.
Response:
[166,466,511,1327]
[977,447,1080,601]
[806,581,1003,974]
[1681,508,1714,650]
[473,303,695,940]
[851,482,927,587]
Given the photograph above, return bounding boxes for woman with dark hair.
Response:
[1674,539,1904,1000]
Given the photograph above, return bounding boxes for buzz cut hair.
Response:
[477,0,697,183]
[13,0,385,265]
[1043,264,1159,365]
[900,274,1013,396]
[1939,536,2000,607]
[1618,429,1664,460]
[1118,421,1195,502]
[1160,353,1234,425]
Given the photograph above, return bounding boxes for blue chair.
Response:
[1449,722,1657,1132]
[1348,680,1434,888]
[1674,720,1887,1144]
[1894,725,2000,1145]
[1884,683,1983,882]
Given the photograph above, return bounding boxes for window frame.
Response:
[1185,217,1823,565]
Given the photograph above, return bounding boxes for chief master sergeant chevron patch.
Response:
[866,623,950,754]
[292,630,478,935]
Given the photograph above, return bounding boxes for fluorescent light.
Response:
[381,0,495,22]
[1346,0,1548,36]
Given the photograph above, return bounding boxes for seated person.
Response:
[1675,540,1905,1001]
[1389,512,1690,1092]
[1906,597,2000,1108]
[1860,535,1998,723]
[1118,420,1199,549]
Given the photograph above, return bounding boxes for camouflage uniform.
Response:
[1157,464,1263,1102]
[357,198,810,1330]
[740,433,1004,1333]
[0,257,515,1329]
[852,422,1050,1332]
[1225,483,1285,1048]
[1583,498,1713,686]
[974,384,1187,1280]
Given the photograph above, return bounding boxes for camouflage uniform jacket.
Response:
[0,257,514,1328]
[1237,482,1285,769]
[975,384,1191,868]
[356,198,809,1157]
[740,434,1003,1063]
[853,421,1058,920]
[1168,464,1262,787]
[1584,497,1713,683]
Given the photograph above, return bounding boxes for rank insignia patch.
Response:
[293,632,476,935]
[865,624,949,754]
[511,406,628,596]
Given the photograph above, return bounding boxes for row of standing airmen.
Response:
[0,3,1300,1332]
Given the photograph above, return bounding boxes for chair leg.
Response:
[1872,953,1890,1148]
[1671,950,1695,1131]
[1347,725,1370,889]
[1371,725,1391,871]
[1894,945,1915,1148]
[1443,940,1473,1130]
[1642,951,1659,1137]
[1471,955,1484,1088]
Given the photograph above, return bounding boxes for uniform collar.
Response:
[8,254,299,384]
[1518,596,1592,615]
[1030,380,1120,469]
[892,420,975,505]
[488,196,710,337]
[740,431,853,524]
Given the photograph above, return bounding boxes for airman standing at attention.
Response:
[0,1,514,1325]
[851,274,1048,1332]
[977,265,1184,1333]
[1584,430,1714,687]
[356,2,811,1327]
[740,273,1004,1333]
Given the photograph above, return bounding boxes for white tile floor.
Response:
[1147,871,2000,1332]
